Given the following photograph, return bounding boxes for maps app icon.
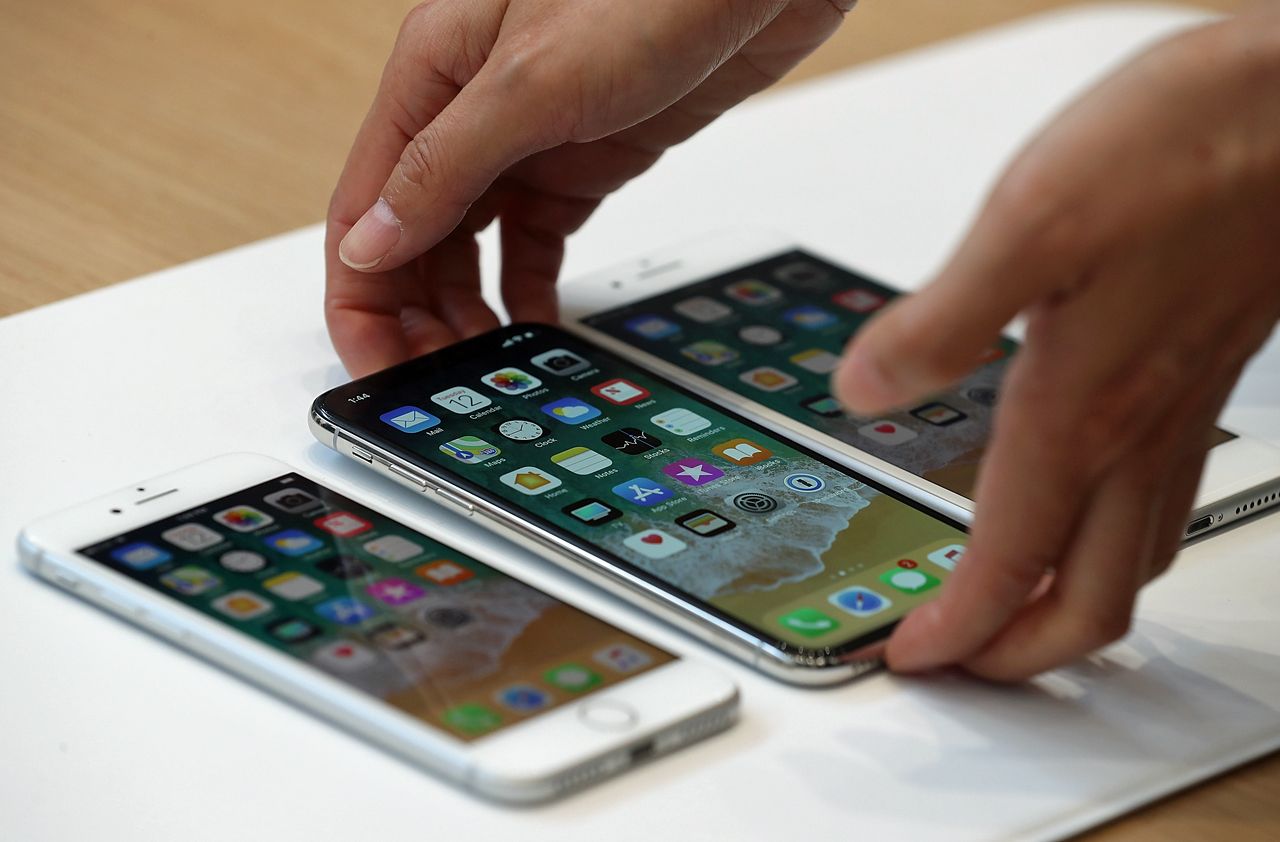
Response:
[439,436,500,463]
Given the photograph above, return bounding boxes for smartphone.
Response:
[17,454,738,803]
[311,324,971,685]
[562,229,1280,536]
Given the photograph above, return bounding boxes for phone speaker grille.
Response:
[1234,490,1279,516]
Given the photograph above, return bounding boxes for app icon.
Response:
[674,295,733,323]
[732,492,778,514]
[443,703,502,734]
[680,340,739,366]
[675,509,736,537]
[315,596,375,626]
[263,529,324,556]
[856,420,918,445]
[316,555,374,579]
[738,325,784,346]
[369,623,426,650]
[312,639,377,672]
[778,607,840,638]
[491,417,546,442]
[551,446,613,475]
[501,466,562,495]
[739,366,799,392]
[110,542,171,570]
[544,663,602,693]
[662,458,725,486]
[218,550,267,573]
[439,435,501,463]
[212,590,273,620]
[430,386,492,415]
[724,279,782,305]
[966,386,998,407]
[161,523,223,551]
[313,511,372,537]
[650,407,711,436]
[378,405,441,433]
[611,477,675,507]
[263,571,324,601]
[783,472,826,493]
[828,586,891,617]
[159,565,221,596]
[789,348,842,374]
[623,528,687,559]
[801,394,845,418]
[832,288,886,313]
[362,535,424,563]
[495,684,550,712]
[263,487,322,513]
[782,305,838,330]
[879,567,941,595]
[481,367,543,395]
[624,314,681,340]
[601,427,662,455]
[540,397,602,425]
[366,577,427,606]
[214,505,275,533]
[415,559,475,586]
[267,617,322,644]
[591,378,651,405]
[927,543,965,572]
[562,498,623,526]
[773,261,830,288]
[977,345,1006,364]
[911,402,968,427]
[593,643,653,673]
[424,607,473,628]
[530,348,591,376]
[712,438,773,465]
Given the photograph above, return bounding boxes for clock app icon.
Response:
[492,418,546,442]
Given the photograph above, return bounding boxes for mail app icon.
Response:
[379,405,441,434]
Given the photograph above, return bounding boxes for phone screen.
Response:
[79,473,672,741]
[581,249,1235,498]
[316,325,970,658]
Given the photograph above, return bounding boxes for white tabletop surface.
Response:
[3,5,1278,841]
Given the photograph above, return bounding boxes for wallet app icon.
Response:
[379,405,441,434]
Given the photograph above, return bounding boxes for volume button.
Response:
[387,463,428,491]
[436,488,475,516]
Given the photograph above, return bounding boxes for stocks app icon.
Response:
[601,427,662,455]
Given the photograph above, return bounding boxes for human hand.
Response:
[325,0,853,376]
[835,12,1280,681]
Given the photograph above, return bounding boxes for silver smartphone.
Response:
[17,453,738,803]
[310,324,972,685]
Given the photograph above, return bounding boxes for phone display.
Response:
[315,326,970,656]
[78,473,672,741]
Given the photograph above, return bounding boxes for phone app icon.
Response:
[789,348,841,374]
[424,606,473,628]
[316,555,373,579]
[832,288,886,313]
[369,623,426,651]
[612,477,675,507]
[540,397,602,425]
[739,366,799,392]
[829,586,891,617]
[161,523,223,552]
[773,261,830,288]
[562,498,623,526]
[551,446,613,475]
[857,420,918,445]
[312,639,377,672]
[738,325,784,346]
[263,487,322,514]
[159,565,221,596]
[212,590,273,620]
[724,279,782,305]
[801,394,844,418]
[530,348,591,376]
[674,295,733,323]
[784,472,826,493]
[480,367,543,395]
[778,607,840,638]
[263,571,324,601]
[501,466,562,495]
[313,511,372,538]
[591,378,651,405]
[680,340,739,366]
[625,314,681,339]
[214,505,274,533]
[879,567,941,595]
[911,402,968,427]
[594,643,653,673]
[662,458,725,486]
[650,407,711,436]
[491,417,546,442]
[430,386,492,415]
[415,559,475,586]
[544,663,602,693]
[379,405,441,433]
[622,528,687,559]
[110,542,171,570]
[443,703,502,734]
[712,438,773,465]
[439,435,501,463]
[267,617,322,644]
[602,427,662,455]
[927,543,965,572]
[219,550,266,573]
[263,529,324,556]
[495,684,550,713]
[732,492,778,514]
[366,577,427,606]
[315,596,375,626]
[362,535,424,563]
[675,509,736,537]
[783,305,838,330]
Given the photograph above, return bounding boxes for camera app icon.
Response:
[530,348,591,376]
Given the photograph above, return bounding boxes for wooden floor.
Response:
[2,1,1275,839]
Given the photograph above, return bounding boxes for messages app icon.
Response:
[379,405,441,433]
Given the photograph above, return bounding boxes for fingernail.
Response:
[835,348,902,415]
[339,198,402,270]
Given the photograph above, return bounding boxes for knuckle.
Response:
[397,128,446,192]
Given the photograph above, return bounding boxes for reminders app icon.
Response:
[380,406,440,434]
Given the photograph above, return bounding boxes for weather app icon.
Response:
[540,397,602,425]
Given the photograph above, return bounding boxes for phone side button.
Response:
[435,488,474,516]
[387,463,428,491]
[577,700,638,732]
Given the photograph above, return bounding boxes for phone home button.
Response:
[577,699,638,732]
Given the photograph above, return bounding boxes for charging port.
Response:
[1185,515,1213,537]
[628,740,656,765]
